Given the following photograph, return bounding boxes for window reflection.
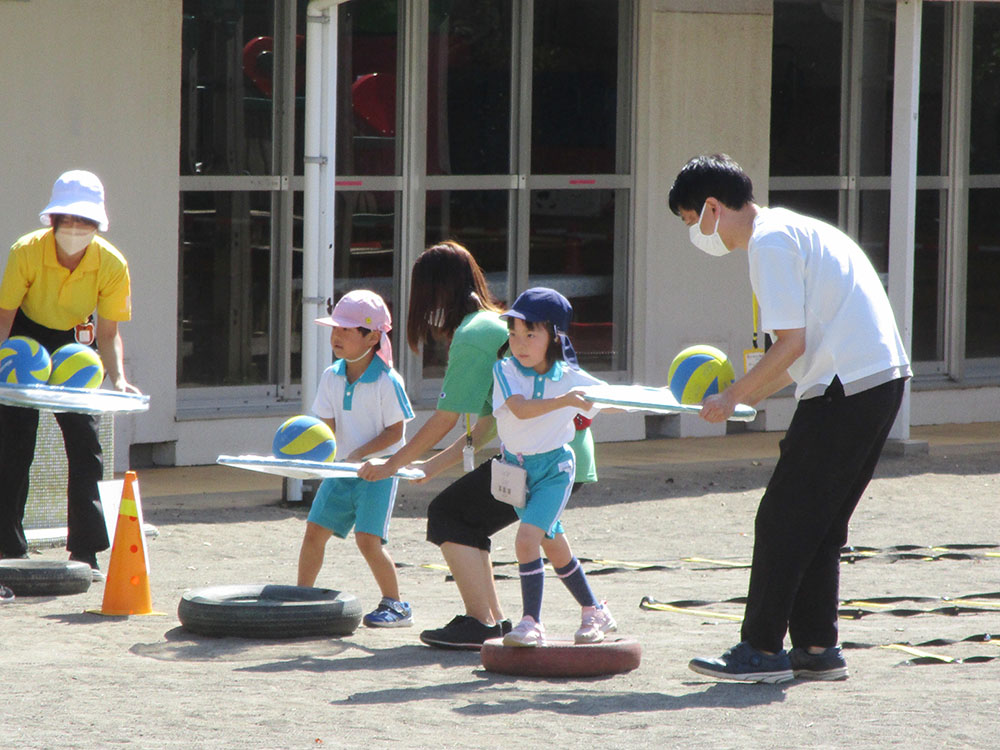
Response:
[179,191,273,386]
[529,189,617,370]
[427,0,512,175]
[333,191,398,303]
[971,5,1000,175]
[336,0,399,176]
[767,191,839,226]
[858,190,890,275]
[913,190,945,362]
[966,189,1000,358]
[770,1,843,176]
[181,1,276,176]
[532,0,619,174]
[917,3,946,177]
[422,190,510,376]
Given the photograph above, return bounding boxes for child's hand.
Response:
[358,458,393,482]
[560,389,591,411]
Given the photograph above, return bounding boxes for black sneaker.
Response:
[419,615,503,650]
[689,641,794,683]
[789,646,849,681]
[69,553,105,583]
[1,585,13,603]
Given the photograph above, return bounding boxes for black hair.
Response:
[407,240,503,352]
[356,326,380,352]
[667,153,755,215]
[51,214,100,230]
[498,318,563,367]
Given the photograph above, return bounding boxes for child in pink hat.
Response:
[298,290,415,627]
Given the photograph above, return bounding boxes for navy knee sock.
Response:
[518,558,545,621]
[554,557,598,608]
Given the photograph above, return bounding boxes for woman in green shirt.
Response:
[359,240,597,649]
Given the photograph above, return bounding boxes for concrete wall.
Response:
[634,0,773,436]
[0,0,182,470]
[1,1,993,469]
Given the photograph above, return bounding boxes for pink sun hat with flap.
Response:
[315,289,394,367]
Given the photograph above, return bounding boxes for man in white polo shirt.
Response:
[668,154,911,683]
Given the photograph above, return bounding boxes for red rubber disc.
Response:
[480,636,642,678]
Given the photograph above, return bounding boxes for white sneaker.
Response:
[503,616,546,647]
[575,602,617,644]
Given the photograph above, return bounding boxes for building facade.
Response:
[1,0,997,469]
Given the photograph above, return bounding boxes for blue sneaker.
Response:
[363,597,413,628]
[789,646,849,680]
[689,641,794,683]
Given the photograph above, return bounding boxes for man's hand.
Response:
[699,390,738,423]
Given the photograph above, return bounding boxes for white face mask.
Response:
[55,226,96,255]
[688,202,729,257]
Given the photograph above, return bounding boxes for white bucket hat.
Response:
[39,170,109,232]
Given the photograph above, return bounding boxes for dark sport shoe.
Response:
[790,646,849,681]
[419,615,503,650]
[1,585,13,603]
[689,641,794,684]
[69,552,105,583]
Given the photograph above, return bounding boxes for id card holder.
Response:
[743,348,765,374]
[491,458,527,508]
[462,444,476,473]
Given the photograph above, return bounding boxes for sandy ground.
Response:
[3,428,999,750]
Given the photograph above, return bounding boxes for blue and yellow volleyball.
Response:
[667,345,736,405]
[48,343,105,388]
[272,415,337,462]
[0,336,52,385]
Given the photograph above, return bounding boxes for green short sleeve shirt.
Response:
[437,311,508,416]
[569,426,597,483]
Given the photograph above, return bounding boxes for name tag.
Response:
[743,348,765,374]
[491,458,527,508]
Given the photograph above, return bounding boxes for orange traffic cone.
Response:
[93,471,158,616]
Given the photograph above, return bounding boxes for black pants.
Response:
[740,377,906,653]
[0,311,108,557]
[426,456,583,552]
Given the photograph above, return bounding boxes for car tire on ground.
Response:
[177,584,363,638]
[0,560,92,596]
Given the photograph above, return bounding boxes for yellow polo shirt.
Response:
[0,229,131,331]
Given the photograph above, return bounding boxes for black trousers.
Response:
[426,456,583,552]
[740,377,905,653]
[0,311,108,557]
[426,458,518,552]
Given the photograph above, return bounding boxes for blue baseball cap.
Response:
[501,287,579,368]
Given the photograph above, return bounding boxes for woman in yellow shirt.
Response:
[0,171,139,580]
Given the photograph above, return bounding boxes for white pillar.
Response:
[887,0,922,441]
[294,0,348,500]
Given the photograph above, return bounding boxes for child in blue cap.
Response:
[492,287,616,647]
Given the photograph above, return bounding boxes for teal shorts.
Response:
[307,476,399,542]
[503,445,574,538]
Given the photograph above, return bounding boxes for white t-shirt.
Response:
[749,206,912,400]
[311,357,414,459]
[492,357,603,456]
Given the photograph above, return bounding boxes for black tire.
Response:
[177,584,363,638]
[0,560,92,596]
